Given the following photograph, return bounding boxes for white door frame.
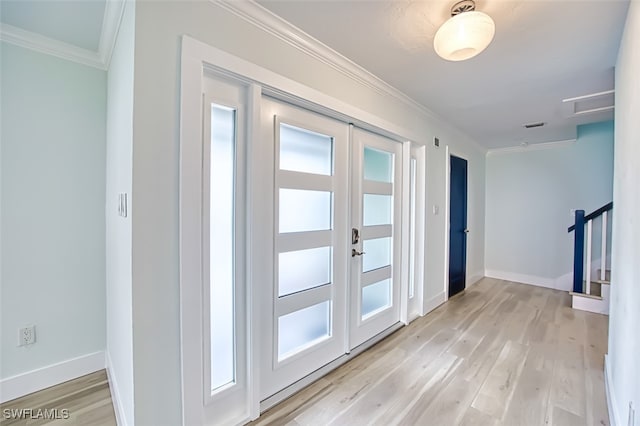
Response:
[408,144,426,320]
[179,35,424,425]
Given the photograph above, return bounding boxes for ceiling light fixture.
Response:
[434,0,495,62]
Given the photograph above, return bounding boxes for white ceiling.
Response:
[0,0,106,51]
[258,0,629,149]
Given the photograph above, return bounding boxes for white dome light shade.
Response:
[434,11,495,61]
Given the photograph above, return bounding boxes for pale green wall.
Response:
[609,1,640,424]
[0,42,106,378]
[485,121,614,288]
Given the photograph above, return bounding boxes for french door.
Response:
[260,99,405,399]
[349,128,403,348]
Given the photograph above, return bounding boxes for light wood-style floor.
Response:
[0,278,609,426]
[0,370,116,426]
[253,278,609,426]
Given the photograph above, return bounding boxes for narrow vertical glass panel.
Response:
[362,237,391,272]
[278,301,330,359]
[279,247,332,296]
[363,194,392,226]
[364,147,392,183]
[409,158,417,299]
[279,189,332,233]
[362,279,391,319]
[280,123,333,175]
[210,104,236,391]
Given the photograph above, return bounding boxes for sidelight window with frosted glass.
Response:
[409,158,417,298]
[209,104,237,392]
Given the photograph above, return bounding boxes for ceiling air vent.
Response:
[562,90,614,117]
[523,122,545,129]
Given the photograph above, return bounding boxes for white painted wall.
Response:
[608,1,640,425]
[0,43,106,378]
[485,121,614,290]
[130,2,485,422]
[105,1,135,425]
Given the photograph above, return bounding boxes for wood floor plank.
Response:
[288,347,408,425]
[409,372,483,426]
[459,406,501,426]
[470,340,529,420]
[373,352,460,426]
[549,341,587,418]
[501,343,555,426]
[551,405,586,426]
[329,328,460,425]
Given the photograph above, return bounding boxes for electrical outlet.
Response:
[18,325,36,346]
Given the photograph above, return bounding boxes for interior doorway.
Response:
[448,155,468,298]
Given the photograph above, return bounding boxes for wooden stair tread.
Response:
[591,279,610,284]
[570,291,603,301]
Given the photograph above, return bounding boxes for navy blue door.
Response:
[449,156,468,297]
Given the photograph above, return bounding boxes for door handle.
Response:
[464,229,470,233]
[352,249,366,257]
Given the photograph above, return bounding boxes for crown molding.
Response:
[0,0,125,71]
[213,1,436,116]
[99,0,126,68]
[0,23,106,69]
[486,138,576,155]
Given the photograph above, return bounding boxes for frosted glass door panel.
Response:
[209,104,236,391]
[364,147,392,183]
[278,301,330,360]
[362,279,391,318]
[362,237,391,272]
[280,124,333,176]
[363,194,392,226]
[280,189,332,233]
[279,247,331,296]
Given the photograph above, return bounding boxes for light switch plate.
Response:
[118,193,128,218]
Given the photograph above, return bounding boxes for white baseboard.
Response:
[604,354,620,426]
[106,352,127,426]
[484,269,573,291]
[422,291,446,315]
[467,271,484,288]
[0,351,105,403]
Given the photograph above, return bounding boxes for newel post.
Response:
[573,210,585,293]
